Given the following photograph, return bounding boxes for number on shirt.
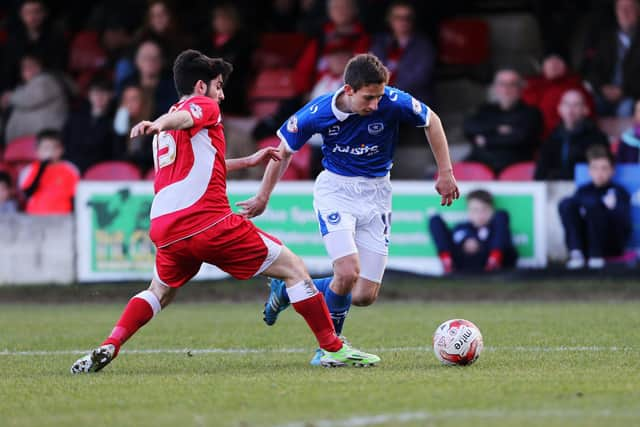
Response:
[153,132,177,171]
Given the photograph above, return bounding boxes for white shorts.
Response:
[314,170,392,282]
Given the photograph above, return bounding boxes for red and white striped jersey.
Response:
[149,95,231,248]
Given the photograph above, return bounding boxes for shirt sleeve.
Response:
[177,96,220,136]
[276,103,317,152]
[389,87,430,128]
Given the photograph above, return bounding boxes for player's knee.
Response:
[351,292,377,307]
[334,268,359,288]
[149,280,177,308]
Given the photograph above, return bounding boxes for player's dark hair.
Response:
[172,49,233,97]
[36,129,62,146]
[344,53,389,91]
[467,189,494,207]
[0,171,11,188]
[586,144,614,165]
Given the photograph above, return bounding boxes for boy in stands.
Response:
[71,50,379,373]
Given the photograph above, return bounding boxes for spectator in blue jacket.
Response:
[617,99,640,163]
[559,145,632,269]
[429,189,518,274]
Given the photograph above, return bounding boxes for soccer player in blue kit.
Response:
[238,53,459,365]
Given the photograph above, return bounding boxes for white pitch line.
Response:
[274,409,640,427]
[0,345,636,357]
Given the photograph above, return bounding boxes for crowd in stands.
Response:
[0,0,638,270]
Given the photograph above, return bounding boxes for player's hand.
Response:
[130,120,161,138]
[246,147,282,168]
[435,169,460,206]
[236,195,268,218]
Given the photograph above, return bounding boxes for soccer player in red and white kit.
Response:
[71,50,380,373]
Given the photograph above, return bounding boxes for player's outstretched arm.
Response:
[130,111,194,138]
[236,140,293,218]
[425,111,460,206]
[226,146,282,172]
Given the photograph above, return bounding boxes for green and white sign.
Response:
[76,181,546,282]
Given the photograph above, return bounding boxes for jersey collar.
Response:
[331,86,355,122]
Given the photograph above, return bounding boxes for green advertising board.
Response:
[76,181,546,282]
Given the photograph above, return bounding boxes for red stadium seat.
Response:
[68,31,107,73]
[144,168,156,181]
[4,135,38,166]
[254,32,308,68]
[498,161,535,181]
[438,19,490,65]
[249,68,297,118]
[257,136,311,180]
[436,161,495,181]
[84,161,142,181]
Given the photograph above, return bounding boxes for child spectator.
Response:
[63,77,117,173]
[429,189,518,274]
[534,90,609,180]
[4,51,69,143]
[617,99,640,163]
[464,69,542,174]
[559,145,632,269]
[113,85,153,172]
[522,52,596,138]
[0,171,18,214]
[19,129,79,215]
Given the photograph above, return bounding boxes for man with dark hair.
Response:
[238,53,459,365]
[429,189,518,274]
[71,49,380,374]
[559,144,632,269]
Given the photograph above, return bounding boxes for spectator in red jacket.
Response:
[293,0,370,95]
[19,129,79,215]
[522,52,596,138]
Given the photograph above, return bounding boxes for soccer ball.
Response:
[433,319,483,366]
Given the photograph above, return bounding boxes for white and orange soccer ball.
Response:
[433,319,484,366]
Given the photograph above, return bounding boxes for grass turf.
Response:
[1,300,639,427]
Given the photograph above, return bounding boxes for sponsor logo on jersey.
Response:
[332,144,380,156]
[327,212,341,224]
[310,105,319,114]
[368,122,384,135]
[328,125,340,136]
[287,115,298,133]
[190,103,203,119]
[411,97,422,115]
[389,90,398,101]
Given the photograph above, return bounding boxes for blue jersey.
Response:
[277,86,430,177]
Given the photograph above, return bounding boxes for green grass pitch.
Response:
[1,300,639,427]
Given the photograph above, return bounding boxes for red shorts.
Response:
[154,213,282,287]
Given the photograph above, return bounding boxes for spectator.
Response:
[559,145,632,269]
[522,52,596,138]
[19,129,79,215]
[371,0,436,103]
[428,189,518,274]
[586,0,640,117]
[0,171,18,214]
[1,0,67,92]
[617,99,640,163]
[63,77,117,173]
[198,2,254,115]
[464,69,542,174]
[118,38,177,119]
[264,0,300,33]
[4,52,69,143]
[113,85,154,172]
[534,90,609,180]
[293,0,370,96]
[134,0,190,62]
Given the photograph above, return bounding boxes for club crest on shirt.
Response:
[389,90,398,101]
[287,115,298,133]
[368,122,384,135]
[309,104,319,114]
[189,103,203,119]
[328,125,340,136]
[327,212,341,224]
[411,97,422,115]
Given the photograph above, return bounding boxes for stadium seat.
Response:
[438,19,490,66]
[249,68,297,118]
[144,168,156,181]
[4,135,38,168]
[254,32,308,68]
[498,161,535,181]
[83,161,142,181]
[257,136,311,180]
[440,161,495,181]
[68,31,107,73]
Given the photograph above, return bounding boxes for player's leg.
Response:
[349,245,385,307]
[71,242,200,374]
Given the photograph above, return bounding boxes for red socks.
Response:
[102,290,161,357]
[288,280,343,352]
[439,251,453,274]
